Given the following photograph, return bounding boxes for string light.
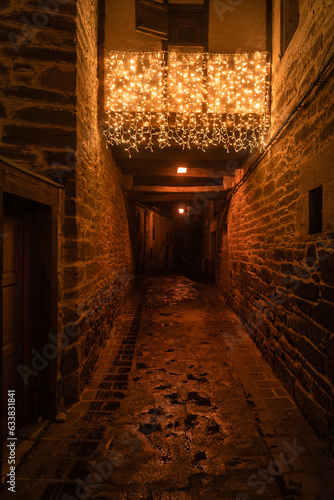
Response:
[104,50,270,156]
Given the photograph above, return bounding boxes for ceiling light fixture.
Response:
[177,167,187,173]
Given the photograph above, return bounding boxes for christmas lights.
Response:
[104,51,270,156]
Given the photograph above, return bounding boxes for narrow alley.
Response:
[1,0,334,498]
[3,277,334,499]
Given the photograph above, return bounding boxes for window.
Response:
[136,0,168,39]
[169,4,207,48]
[280,0,299,57]
[309,185,322,234]
[135,0,209,49]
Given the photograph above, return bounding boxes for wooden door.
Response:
[2,206,24,437]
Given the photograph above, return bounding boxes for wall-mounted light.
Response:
[178,208,185,214]
[177,167,187,173]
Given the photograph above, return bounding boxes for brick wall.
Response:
[0,0,134,407]
[205,0,334,444]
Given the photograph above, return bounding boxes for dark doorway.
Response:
[2,204,25,435]
[1,194,55,439]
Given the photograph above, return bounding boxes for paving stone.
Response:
[4,277,334,499]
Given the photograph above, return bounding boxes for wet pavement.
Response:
[2,276,334,499]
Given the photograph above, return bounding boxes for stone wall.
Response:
[205,0,334,444]
[0,0,77,174]
[0,0,134,407]
[60,0,134,405]
[209,0,267,53]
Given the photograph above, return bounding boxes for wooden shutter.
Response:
[136,0,169,40]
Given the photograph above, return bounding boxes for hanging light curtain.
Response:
[104,50,270,156]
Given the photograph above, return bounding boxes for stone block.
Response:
[0,145,38,164]
[13,106,76,128]
[63,217,78,238]
[293,280,319,302]
[320,120,334,143]
[2,85,76,106]
[294,384,329,439]
[306,244,317,266]
[2,124,76,149]
[298,336,325,374]
[274,356,295,394]
[61,344,79,377]
[63,265,84,289]
[325,335,334,385]
[2,41,75,61]
[313,301,334,331]
[64,179,76,198]
[320,284,334,303]
[65,199,77,217]
[0,101,7,118]
[39,65,76,93]
[319,251,334,286]
[294,297,313,317]
[62,372,80,406]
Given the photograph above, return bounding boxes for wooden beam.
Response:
[128,192,229,201]
[132,185,226,193]
[117,158,244,171]
[122,166,236,177]
[133,176,232,187]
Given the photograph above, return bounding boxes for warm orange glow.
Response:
[177,167,187,173]
[104,50,271,155]
[179,208,185,214]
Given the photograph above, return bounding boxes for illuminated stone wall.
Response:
[0,0,134,407]
[205,0,334,444]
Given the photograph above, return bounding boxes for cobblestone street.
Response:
[2,277,334,499]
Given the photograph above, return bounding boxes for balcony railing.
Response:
[104,50,271,156]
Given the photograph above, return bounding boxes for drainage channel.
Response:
[81,289,147,423]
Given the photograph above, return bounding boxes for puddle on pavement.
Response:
[185,414,198,428]
[162,322,183,327]
[192,451,207,466]
[226,457,243,466]
[165,392,183,405]
[206,421,221,434]
[158,311,180,317]
[187,392,212,406]
[136,363,147,369]
[187,373,209,382]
